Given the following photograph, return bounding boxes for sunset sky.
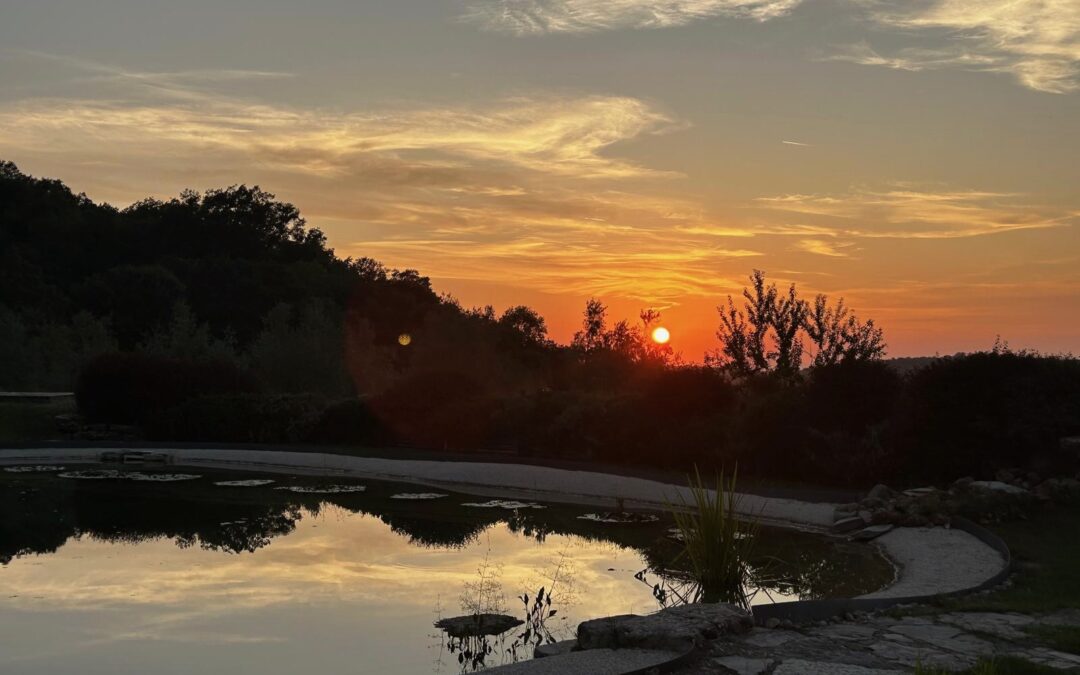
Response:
[1,0,1078,359]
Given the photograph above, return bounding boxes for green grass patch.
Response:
[1023,624,1080,655]
[940,503,1080,614]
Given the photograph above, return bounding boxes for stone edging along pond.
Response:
[0,446,1011,625]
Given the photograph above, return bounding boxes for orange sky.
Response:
[1,1,1078,358]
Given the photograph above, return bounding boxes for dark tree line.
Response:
[3,160,1077,487]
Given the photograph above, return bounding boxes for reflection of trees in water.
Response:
[377,512,496,549]
[1,474,889,603]
[0,475,662,565]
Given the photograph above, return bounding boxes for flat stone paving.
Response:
[485,648,682,673]
[681,611,1080,673]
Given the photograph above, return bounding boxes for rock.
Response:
[742,629,801,647]
[773,659,903,674]
[867,484,895,501]
[486,648,680,673]
[859,497,886,510]
[870,510,901,526]
[902,487,937,497]
[781,619,794,629]
[713,656,775,674]
[534,639,576,658]
[850,525,894,542]
[937,612,1033,641]
[813,624,878,641]
[832,516,867,534]
[900,514,929,527]
[995,469,1015,483]
[953,476,975,488]
[434,613,524,638]
[833,507,854,521]
[970,480,1028,495]
[835,503,859,515]
[576,603,752,653]
[765,617,782,629]
[886,623,994,656]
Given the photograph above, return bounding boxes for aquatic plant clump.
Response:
[668,467,759,607]
[389,492,449,500]
[461,500,546,510]
[274,485,367,494]
[213,479,276,487]
[4,465,65,473]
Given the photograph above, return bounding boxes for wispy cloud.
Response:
[461,0,1080,93]
[794,238,856,257]
[830,1,1080,94]
[0,54,765,303]
[756,187,1075,239]
[462,0,802,35]
[781,139,811,146]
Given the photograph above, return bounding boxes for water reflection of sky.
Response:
[0,505,672,674]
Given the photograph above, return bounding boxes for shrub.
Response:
[894,352,1080,481]
[75,352,256,424]
[308,398,390,445]
[369,369,496,449]
[146,393,325,443]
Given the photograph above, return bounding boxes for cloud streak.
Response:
[830,0,1080,93]
[462,0,802,35]
[756,188,1075,239]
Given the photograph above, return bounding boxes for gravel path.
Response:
[860,527,1007,599]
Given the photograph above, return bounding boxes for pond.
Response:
[0,465,893,674]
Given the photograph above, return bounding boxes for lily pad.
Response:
[389,492,449,500]
[58,469,125,480]
[460,499,545,510]
[274,485,367,494]
[4,465,65,473]
[127,473,201,482]
[214,479,276,487]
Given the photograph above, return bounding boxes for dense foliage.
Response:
[3,161,1078,487]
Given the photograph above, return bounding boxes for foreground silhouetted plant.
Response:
[668,467,759,607]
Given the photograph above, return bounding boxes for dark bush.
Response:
[75,352,257,424]
[308,398,390,445]
[894,352,1080,481]
[369,369,496,449]
[146,393,325,443]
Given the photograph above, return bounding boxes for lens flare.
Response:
[397,333,412,346]
[651,326,670,344]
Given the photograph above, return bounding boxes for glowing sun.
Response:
[651,326,671,344]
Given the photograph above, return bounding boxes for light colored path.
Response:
[0,447,1009,601]
[859,527,1006,599]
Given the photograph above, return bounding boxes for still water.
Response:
[0,467,892,674]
